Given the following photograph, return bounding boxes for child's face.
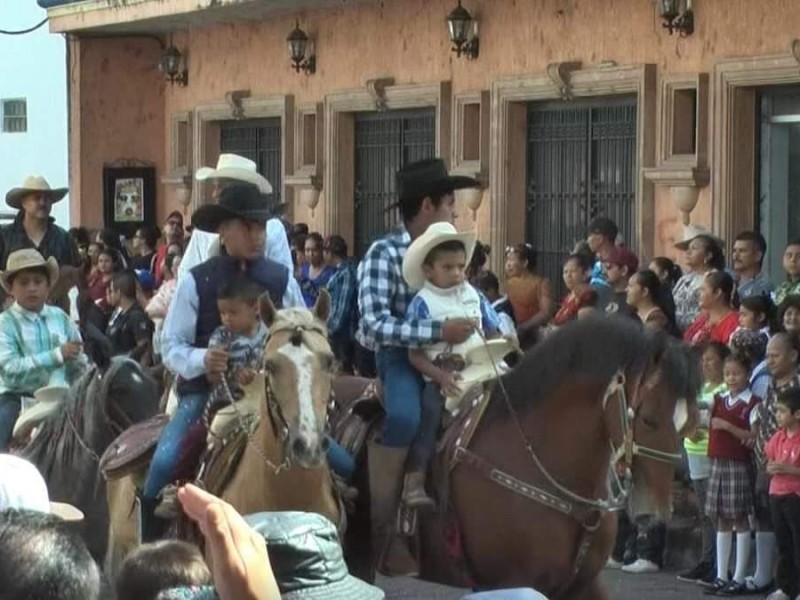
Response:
[218,298,259,335]
[11,270,49,312]
[784,244,800,278]
[701,347,724,383]
[87,243,101,265]
[739,306,762,331]
[422,250,467,289]
[724,360,749,394]
[776,402,800,429]
[784,307,800,334]
[97,253,114,274]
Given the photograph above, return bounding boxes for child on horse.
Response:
[0,249,87,450]
[401,222,502,509]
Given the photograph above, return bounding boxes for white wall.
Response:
[0,4,69,228]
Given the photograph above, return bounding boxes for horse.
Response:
[342,315,701,599]
[20,353,160,563]
[106,292,340,571]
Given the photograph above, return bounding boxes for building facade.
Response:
[2,3,69,227]
[42,0,800,283]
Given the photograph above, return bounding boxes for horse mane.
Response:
[485,315,701,424]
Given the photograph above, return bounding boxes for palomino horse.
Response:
[106,292,340,570]
[20,355,160,562]
[343,315,700,599]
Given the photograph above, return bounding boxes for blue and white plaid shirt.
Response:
[357,226,442,351]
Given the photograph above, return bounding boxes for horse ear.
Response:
[314,289,331,323]
[260,292,278,327]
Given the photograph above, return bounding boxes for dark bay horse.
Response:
[21,356,160,562]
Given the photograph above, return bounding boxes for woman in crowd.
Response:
[88,247,121,313]
[467,241,490,284]
[96,227,130,268]
[626,269,678,335]
[673,235,726,333]
[147,253,182,359]
[298,232,335,308]
[504,243,553,348]
[650,256,683,290]
[551,253,597,327]
[780,295,800,336]
[683,271,739,347]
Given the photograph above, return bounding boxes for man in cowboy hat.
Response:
[0,249,87,450]
[1,175,82,310]
[177,154,294,281]
[356,157,480,572]
[139,183,299,542]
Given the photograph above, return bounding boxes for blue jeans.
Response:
[327,438,355,482]
[0,392,21,451]
[143,392,207,500]
[406,382,444,472]
[376,346,424,447]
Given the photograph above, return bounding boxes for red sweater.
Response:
[766,429,800,496]
[683,311,739,347]
[707,390,760,461]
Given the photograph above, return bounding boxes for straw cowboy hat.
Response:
[12,385,70,441]
[402,222,477,290]
[6,175,68,210]
[674,224,723,250]
[192,183,281,233]
[0,249,59,292]
[0,454,83,521]
[195,153,273,194]
[445,338,515,412]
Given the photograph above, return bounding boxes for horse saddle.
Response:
[329,376,383,460]
[100,414,170,481]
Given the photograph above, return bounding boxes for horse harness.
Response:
[448,369,682,579]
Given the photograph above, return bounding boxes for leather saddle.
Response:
[100,414,171,481]
[329,376,384,461]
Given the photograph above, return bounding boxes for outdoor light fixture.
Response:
[287,21,316,75]
[447,1,479,60]
[657,0,694,36]
[160,45,188,86]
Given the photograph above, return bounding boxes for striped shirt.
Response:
[356,226,442,351]
[0,302,86,394]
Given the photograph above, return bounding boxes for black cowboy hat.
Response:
[397,158,479,203]
[191,184,283,232]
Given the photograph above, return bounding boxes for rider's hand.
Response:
[441,318,476,345]
[60,341,83,361]
[435,371,462,398]
[204,347,229,374]
[236,368,256,386]
[177,484,281,600]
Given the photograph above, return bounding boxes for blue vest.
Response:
[177,254,289,395]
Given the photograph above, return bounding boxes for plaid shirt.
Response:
[0,302,86,394]
[357,226,442,350]
[327,260,358,337]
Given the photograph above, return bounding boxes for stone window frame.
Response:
[170,111,192,175]
[489,64,657,274]
[451,90,490,179]
[658,73,708,168]
[322,81,452,248]
[192,95,294,211]
[293,102,322,178]
[711,51,800,248]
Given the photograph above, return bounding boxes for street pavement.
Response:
[377,570,714,599]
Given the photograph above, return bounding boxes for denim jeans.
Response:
[375,346,424,447]
[406,382,444,472]
[0,392,22,452]
[326,437,355,482]
[143,392,207,500]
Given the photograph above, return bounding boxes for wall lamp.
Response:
[447,1,479,60]
[160,45,188,86]
[287,21,316,75]
[657,0,694,36]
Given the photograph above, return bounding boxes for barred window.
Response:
[2,99,27,133]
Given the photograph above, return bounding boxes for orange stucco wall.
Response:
[69,0,800,242]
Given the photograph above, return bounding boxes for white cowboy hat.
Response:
[674,224,723,250]
[0,454,84,521]
[444,338,514,412]
[12,385,69,440]
[0,248,59,292]
[195,153,273,194]
[402,222,477,290]
[6,175,68,210]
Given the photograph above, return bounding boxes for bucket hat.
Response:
[0,248,59,292]
[402,222,476,290]
[195,154,273,194]
[245,511,385,600]
[6,175,68,210]
[0,454,83,521]
[397,158,478,203]
[191,184,281,233]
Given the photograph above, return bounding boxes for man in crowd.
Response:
[324,235,358,373]
[732,230,774,299]
[586,216,619,289]
[357,158,478,572]
[131,224,161,272]
[598,246,638,315]
[154,211,185,286]
[1,175,82,310]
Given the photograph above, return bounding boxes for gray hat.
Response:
[245,511,384,600]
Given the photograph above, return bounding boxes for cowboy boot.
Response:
[367,442,418,576]
[402,470,435,511]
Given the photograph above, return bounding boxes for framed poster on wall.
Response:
[102,164,156,237]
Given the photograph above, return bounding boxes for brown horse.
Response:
[106,292,340,571]
[343,315,700,599]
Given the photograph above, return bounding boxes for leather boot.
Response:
[367,442,418,576]
[402,471,435,511]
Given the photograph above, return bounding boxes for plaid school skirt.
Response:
[705,458,754,521]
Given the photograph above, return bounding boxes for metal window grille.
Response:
[526,98,637,300]
[219,118,282,204]
[2,99,27,133]
[354,108,436,256]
